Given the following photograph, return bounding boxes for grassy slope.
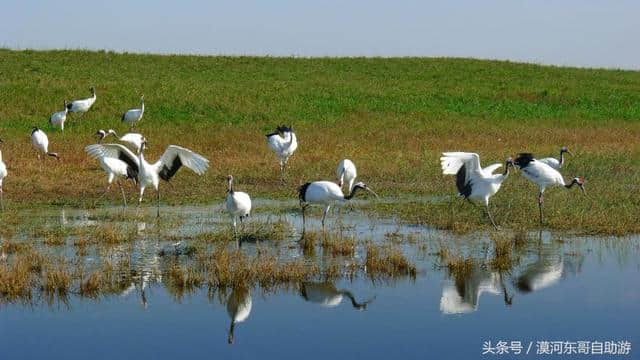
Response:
[0,49,639,234]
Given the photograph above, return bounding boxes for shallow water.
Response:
[1,204,638,359]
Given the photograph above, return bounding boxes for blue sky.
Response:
[2,0,639,69]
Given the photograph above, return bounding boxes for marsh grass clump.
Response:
[0,258,34,301]
[301,232,318,258]
[489,235,518,272]
[446,256,474,279]
[321,233,356,257]
[43,234,66,246]
[238,219,294,243]
[96,224,137,245]
[42,262,72,299]
[168,264,204,293]
[365,244,417,279]
[1,238,29,255]
[79,272,101,298]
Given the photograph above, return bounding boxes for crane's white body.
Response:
[266,128,297,178]
[440,152,512,229]
[103,129,144,152]
[99,157,130,184]
[302,181,348,205]
[122,97,144,127]
[118,133,144,152]
[0,149,7,210]
[299,180,376,230]
[31,129,49,156]
[538,157,560,169]
[440,152,509,207]
[225,176,252,235]
[86,143,136,206]
[68,89,96,114]
[336,159,357,194]
[518,159,569,193]
[31,128,60,161]
[49,102,68,131]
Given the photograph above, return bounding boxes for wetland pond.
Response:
[0,200,638,359]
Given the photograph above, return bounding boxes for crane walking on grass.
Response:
[84,138,209,217]
[97,129,144,152]
[67,87,96,116]
[538,146,572,170]
[514,153,585,225]
[266,125,297,182]
[298,180,377,232]
[440,152,514,229]
[31,127,59,162]
[336,159,357,196]
[225,175,252,237]
[49,101,69,132]
[121,96,144,128]
[0,138,7,211]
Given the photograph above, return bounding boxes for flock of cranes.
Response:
[2,86,587,233]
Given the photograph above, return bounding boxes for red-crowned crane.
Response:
[0,138,6,210]
[31,127,59,161]
[298,180,377,231]
[49,101,68,131]
[121,96,144,128]
[440,152,514,229]
[97,129,144,153]
[266,125,297,182]
[67,87,96,116]
[514,153,585,224]
[225,175,252,237]
[538,146,572,170]
[336,159,357,195]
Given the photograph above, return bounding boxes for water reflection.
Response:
[300,282,374,310]
[440,265,511,314]
[226,287,252,344]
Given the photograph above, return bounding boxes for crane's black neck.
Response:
[502,164,510,176]
[228,180,234,194]
[564,179,578,189]
[339,290,368,310]
[344,185,363,200]
[559,150,565,166]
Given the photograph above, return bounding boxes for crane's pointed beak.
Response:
[366,188,379,198]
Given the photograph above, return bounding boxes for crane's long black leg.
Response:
[118,181,127,208]
[485,204,498,230]
[156,189,160,218]
[280,161,287,184]
[538,191,544,225]
[301,204,307,235]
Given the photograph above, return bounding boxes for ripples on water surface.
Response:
[0,203,638,359]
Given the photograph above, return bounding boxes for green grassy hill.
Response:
[0,49,638,234]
